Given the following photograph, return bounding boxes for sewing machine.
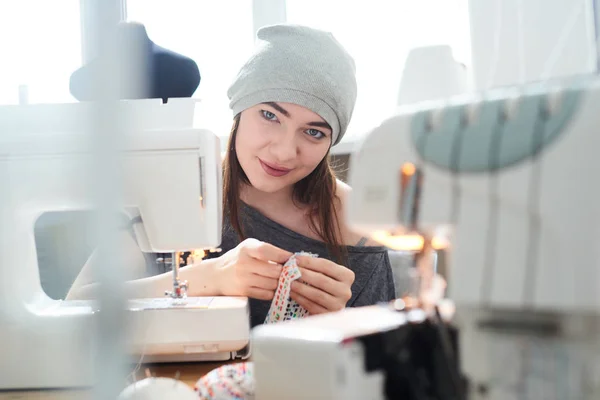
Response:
[252,75,600,399]
[347,75,600,313]
[0,100,250,391]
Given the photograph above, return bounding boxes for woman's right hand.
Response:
[213,238,292,300]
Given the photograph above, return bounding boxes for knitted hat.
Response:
[227,24,357,146]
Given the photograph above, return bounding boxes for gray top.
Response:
[205,202,396,328]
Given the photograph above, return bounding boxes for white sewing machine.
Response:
[0,100,250,391]
[348,75,600,313]
[252,75,600,399]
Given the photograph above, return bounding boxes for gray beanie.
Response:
[227,24,357,146]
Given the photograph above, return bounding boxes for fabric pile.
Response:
[194,362,254,400]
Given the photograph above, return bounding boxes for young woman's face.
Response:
[235,102,332,194]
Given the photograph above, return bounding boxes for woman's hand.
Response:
[290,255,355,315]
[213,238,292,300]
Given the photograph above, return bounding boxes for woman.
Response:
[67,24,396,327]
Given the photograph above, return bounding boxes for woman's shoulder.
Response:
[335,179,380,247]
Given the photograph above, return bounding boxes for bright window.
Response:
[126,0,255,139]
[0,0,82,105]
[286,0,472,141]
[126,0,472,146]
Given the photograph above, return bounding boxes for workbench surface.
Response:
[0,361,234,399]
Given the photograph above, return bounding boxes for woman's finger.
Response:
[248,274,279,291]
[247,258,283,279]
[290,280,339,310]
[247,287,275,301]
[245,240,292,264]
[297,267,345,297]
[295,255,352,283]
[290,291,328,315]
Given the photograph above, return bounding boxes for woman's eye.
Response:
[306,129,325,139]
[261,110,278,121]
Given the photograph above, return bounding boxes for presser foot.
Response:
[165,279,189,304]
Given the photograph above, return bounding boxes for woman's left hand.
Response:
[289,255,355,314]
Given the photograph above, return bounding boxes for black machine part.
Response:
[356,308,469,400]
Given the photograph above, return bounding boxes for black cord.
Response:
[522,101,549,305]
[433,306,467,400]
[414,111,434,170]
[411,109,469,400]
[448,107,470,226]
[479,104,508,307]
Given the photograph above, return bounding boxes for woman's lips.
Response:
[259,159,292,177]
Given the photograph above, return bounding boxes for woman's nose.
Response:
[269,130,297,162]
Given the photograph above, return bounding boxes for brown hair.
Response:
[222,114,346,263]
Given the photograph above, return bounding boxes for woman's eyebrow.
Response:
[263,102,290,117]
[307,121,331,131]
